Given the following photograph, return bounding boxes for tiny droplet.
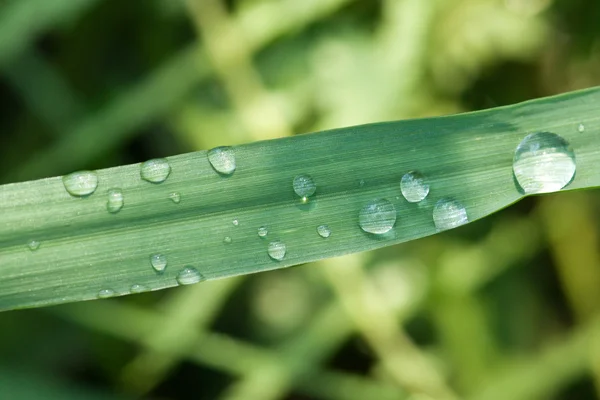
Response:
[358,198,396,234]
[400,171,429,203]
[432,198,468,231]
[150,253,167,273]
[130,284,146,293]
[169,192,181,204]
[223,236,232,244]
[106,189,124,213]
[140,158,171,183]
[27,240,40,251]
[317,225,331,238]
[98,289,116,298]
[232,219,239,226]
[258,226,268,238]
[293,174,316,200]
[62,171,98,197]
[176,266,204,285]
[578,123,585,133]
[268,240,286,261]
[207,146,236,175]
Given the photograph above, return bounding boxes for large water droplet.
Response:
[293,174,316,200]
[140,158,171,183]
[106,189,124,213]
[358,199,396,234]
[208,146,236,175]
[317,225,331,238]
[258,226,268,238]
[150,253,167,273]
[130,284,146,293]
[268,240,286,261]
[62,171,98,197]
[98,288,116,298]
[512,132,576,194]
[27,240,40,251]
[169,192,181,204]
[176,266,204,285]
[432,198,468,231]
[400,171,429,203]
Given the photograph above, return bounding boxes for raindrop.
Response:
[432,198,468,231]
[317,225,331,238]
[27,240,40,251]
[106,189,124,213]
[513,132,576,194]
[267,240,286,261]
[258,226,268,238]
[208,146,236,175]
[293,174,316,201]
[98,289,116,298]
[176,266,204,285]
[140,158,171,183]
[62,171,98,197]
[150,253,167,273]
[169,192,181,204]
[130,284,146,293]
[400,171,429,203]
[232,219,239,226]
[358,198,396,234]
[223,236,232,244]
[578,123,585,133]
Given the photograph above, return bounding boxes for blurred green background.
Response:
[1,0,600,399]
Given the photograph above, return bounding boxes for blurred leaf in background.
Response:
[1,0,600,399]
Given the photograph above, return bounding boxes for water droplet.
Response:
[513,132,576,194]
[258,226,268,238]
[130,284,146,293]
[358,199,396,234]
[293,174,316,201]
[98,289,116,298]
[223,236,232,244]
[232,219,239,226]
[208,146,236,175]
[27,240,40,251]
[169,192,181,204]
[150,253,167,273]
[140,158,171,183]
[317,225,331,238]
[400,171,429,203]
[176,266,204,285]
[62,171,98,197]
[267,240,286,261]
[578,123,585,133]
[106,189,124,213]
[359,179,366,187]
[432,198,468,231]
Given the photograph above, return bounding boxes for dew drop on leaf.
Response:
[400,171,429,203]
[140,158,171,183]
[512,132,576,194]
[150,253,167,273]
[293,174,316,201]
[106,189,124,213]
[97,288,116,298]
[169,192,181,204]
[130,284,146,293]
[432,198,468,231]
[208,146,236,175]
[268,240,286,261]
[176,267,204,285]
[258,226,268,238]
[62,171,98,197]
[578,123,585,133]
[223,236,232,244]
[317,224,331,238]
[27,240,40,251]
[358,199,396,234]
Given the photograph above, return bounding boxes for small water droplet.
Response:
[130,284,146,293]
[176,266,204,285]
[267,240,286,261]
[317,225,331,238]
[98,289,116,298]
[62,171,98,197]
[293,174,316,201]
[578,123,585,133]
[400,171,429,203]
[358,199,396,234]
[232,219,239,226]
[27,240,40,251]
[106,189,124,213]
[169,192,181,204]
[223,236,232,244]
[208,146,236,175]
[140,158,171,183]
[150,253,167,273]
[359,179,366,187]
[258,226,268,238]
[513,132,576,194]
[432,198,468,230]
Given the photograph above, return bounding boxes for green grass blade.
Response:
[1,87,599,311]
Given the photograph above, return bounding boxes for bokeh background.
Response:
[1,0,600,399]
